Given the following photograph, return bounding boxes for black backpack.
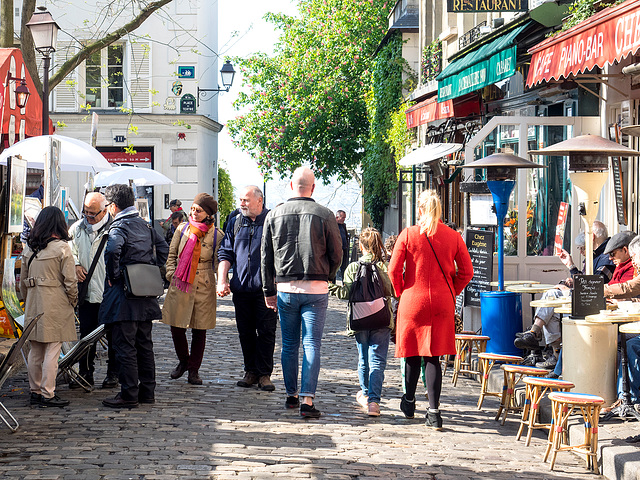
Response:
[348,261,391,331]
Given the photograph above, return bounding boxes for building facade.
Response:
[18,0,222,223]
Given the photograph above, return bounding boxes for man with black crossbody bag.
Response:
[99,184,169,408]
[69,192,117,389]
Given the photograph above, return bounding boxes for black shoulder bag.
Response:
[425,234,464,334]
[122,225,165,298]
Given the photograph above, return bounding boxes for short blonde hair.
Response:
[417,190,442,236]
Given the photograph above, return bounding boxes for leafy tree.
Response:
[227,0,389,185]
[0,0,174,96]
[217,163,235,222]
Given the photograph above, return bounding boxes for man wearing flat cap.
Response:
[603,231,637,284]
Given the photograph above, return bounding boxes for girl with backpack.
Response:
[329,227,394,417]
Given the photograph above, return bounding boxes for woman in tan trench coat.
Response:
[162,193,224,385]
[20,206,78,408]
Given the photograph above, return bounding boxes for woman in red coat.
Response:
[388,190,473,429]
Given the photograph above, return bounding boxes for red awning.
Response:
[406,97,454,128]
[0,48,52,141]
[527,0,640,87]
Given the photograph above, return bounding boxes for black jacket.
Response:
[261,197,342,297]
[218,208,269,293]
[99,209,169,324]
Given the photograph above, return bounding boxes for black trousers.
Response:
[232,291,278,376]
[111,321,156,402]
[77,302,118,378]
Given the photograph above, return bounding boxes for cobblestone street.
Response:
[0,296,604,479]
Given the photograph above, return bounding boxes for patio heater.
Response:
[461,153,547,355]
[529,134,640,404]
[529,134,640,272]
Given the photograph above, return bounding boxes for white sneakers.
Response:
[356,390,368,409]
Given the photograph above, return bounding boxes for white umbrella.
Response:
[399,143,463,167]
[93,165,173,187]
[0,135,113,172]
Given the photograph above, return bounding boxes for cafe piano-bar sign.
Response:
[447,0,527,12]
[527,0,640,87]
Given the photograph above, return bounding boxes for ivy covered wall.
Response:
[364,32,405,231]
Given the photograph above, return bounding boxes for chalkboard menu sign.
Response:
[572,274,605,318]
[464,229,494,307]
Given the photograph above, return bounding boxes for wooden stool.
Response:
[517,377,575,446]
[543,392,604,472]
[477,353,523,410]
[451,333,490,386]
[496,365,548,425]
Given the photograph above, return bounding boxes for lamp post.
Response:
[196,60,236,106]
[26,8,59,136]
[461,153,547,355]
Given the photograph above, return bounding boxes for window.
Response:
[85,45,124,108]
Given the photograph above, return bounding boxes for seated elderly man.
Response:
[515,222,618,369]
[604,235,640,411]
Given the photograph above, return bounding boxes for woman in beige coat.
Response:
[162,193,224,385]
[20,206,78,408]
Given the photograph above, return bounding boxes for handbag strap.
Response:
[78,233,109,299]
[148,224,158,265]
[425,233,456,304]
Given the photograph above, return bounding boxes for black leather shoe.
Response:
[39,394,70,408]
[285,396,300,409]
[187,371,203,385]
[102,374,119,389]
[102,393,138,408]
[138,397,156,404]
[300,403,322,418]
[170,362,188,380]
[30,393,43,406]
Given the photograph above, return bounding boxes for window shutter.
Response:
[128,42,151,113]
[52,42,79,112]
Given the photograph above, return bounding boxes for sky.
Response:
[217,0,362,228]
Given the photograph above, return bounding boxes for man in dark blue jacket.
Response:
[99,184,169,408]
[217,186,278,392]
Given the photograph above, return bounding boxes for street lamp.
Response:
[196,60,236,106]
[26,8,60,136]
[6,75,30,109]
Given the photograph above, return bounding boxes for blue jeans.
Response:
[277,292,328,398]
[617,335,640,402]
[355,328,390,404]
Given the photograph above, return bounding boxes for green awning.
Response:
[436,24,527,102]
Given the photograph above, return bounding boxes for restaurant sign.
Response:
[438,46,516,101]
[447,0,527,12]
[405,98,454,128]
[527,0,640,86]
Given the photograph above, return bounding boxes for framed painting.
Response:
[6,156,28,234]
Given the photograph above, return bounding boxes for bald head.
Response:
[290,167,315,197]
[83,192,108,225]
[85,192,106,209]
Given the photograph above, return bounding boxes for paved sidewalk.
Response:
[0,296,605,479]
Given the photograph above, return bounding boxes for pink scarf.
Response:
[173,218,210,292]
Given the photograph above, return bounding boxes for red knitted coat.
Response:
[388,222,474,358]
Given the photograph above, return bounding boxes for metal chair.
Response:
[57,324,106,392]
[0,313,43,433]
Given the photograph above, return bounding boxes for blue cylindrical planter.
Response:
[480,291,522,356]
